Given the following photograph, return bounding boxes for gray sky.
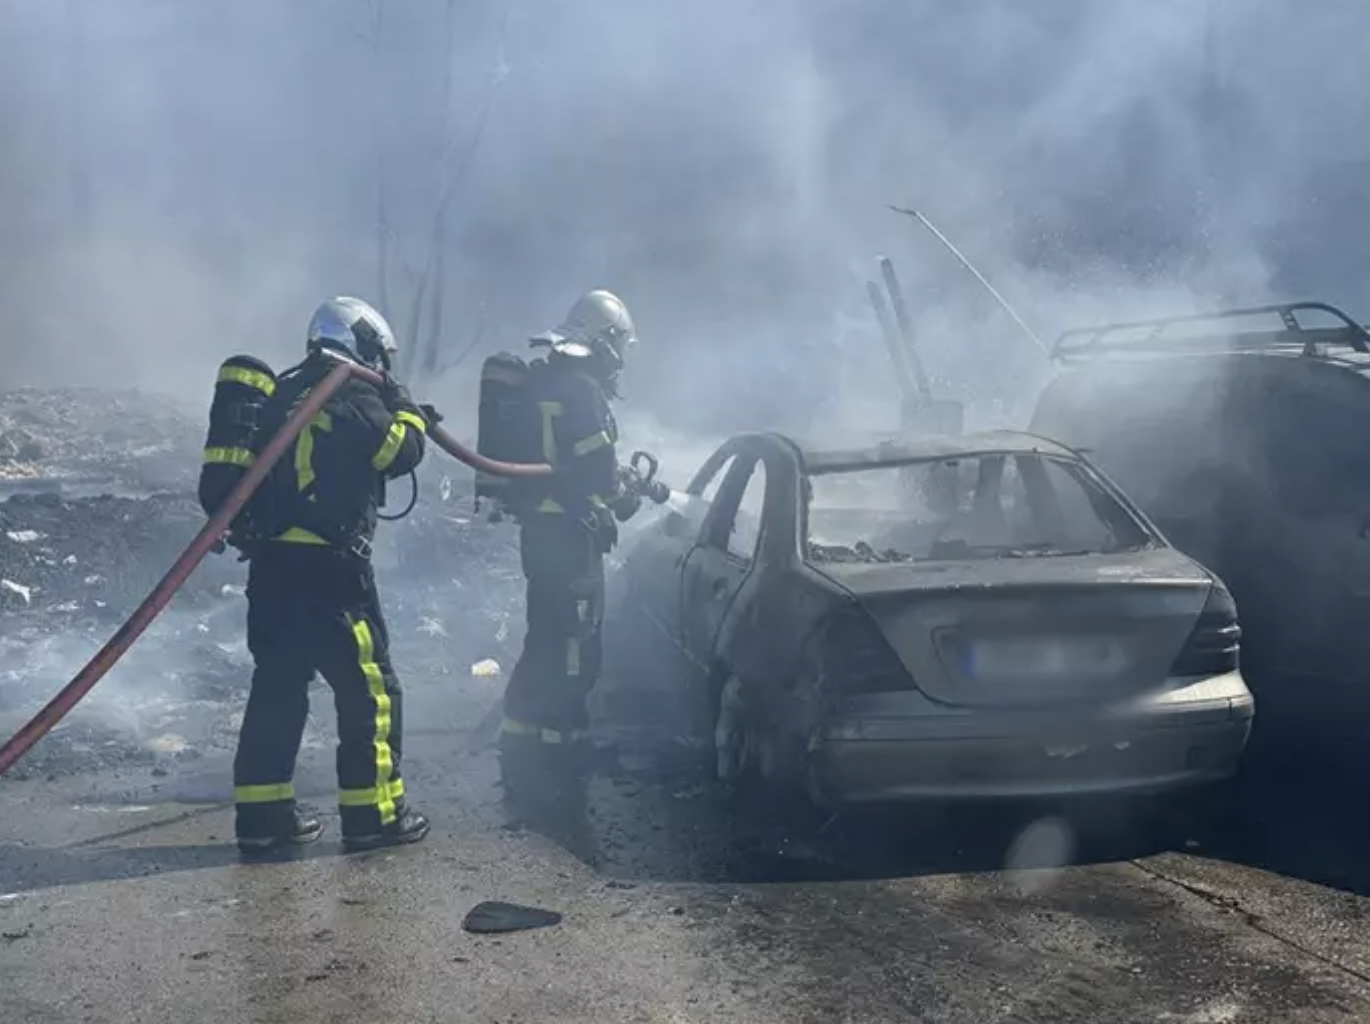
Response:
[2,0,1366,435]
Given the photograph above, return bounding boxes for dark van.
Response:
[1030,301,1370,751]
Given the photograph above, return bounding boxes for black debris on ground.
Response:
[462,901,564,934]
[0,492,240,617]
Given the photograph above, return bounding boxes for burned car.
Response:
[1030,301,1370,749]
[605,430,1252,807]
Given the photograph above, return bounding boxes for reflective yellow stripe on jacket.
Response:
[276,527,330,546]
[295,410,332,492]
[372,409,428,472]
[538,401,563,464]
[573,430,611,456]
[271,408,336,546]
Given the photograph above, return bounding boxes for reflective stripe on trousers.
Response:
[336,614,400,826]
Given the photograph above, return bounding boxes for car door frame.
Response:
[679,442,768,690]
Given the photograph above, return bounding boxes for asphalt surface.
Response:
[3,662,1370,1024]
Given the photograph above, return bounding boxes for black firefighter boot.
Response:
[236,807,325,857]
[341,807,431,853]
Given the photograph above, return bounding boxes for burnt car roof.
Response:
[798,430,1080,475]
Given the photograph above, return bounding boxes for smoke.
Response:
[2,1,1368,470]
[0,601,254,768]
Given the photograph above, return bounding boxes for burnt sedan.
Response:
[606,430,1254,806]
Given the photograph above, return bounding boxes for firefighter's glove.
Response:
[419,402,444,427]
[612,492,643,523]
[379,372,416,412]
[225,530,259,562]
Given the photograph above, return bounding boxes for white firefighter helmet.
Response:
[306,296,399,371]
[535,289,637,371]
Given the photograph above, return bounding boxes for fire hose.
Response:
[0,360,553,776]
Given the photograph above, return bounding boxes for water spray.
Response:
[890,204,1050,358]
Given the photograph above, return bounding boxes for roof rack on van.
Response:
[1051,300,1370,364]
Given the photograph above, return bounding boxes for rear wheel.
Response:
[713,672,830,823]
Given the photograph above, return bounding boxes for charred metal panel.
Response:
[1032,330,1370,738]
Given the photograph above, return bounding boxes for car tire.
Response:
[713,671,830,828]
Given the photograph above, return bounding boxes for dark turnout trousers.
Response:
[233,544,408,840]
[502,514,606,748]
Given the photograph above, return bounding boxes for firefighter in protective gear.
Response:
[500,290,643,790]
[232,295,432,855]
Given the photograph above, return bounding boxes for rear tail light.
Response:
[1170,583,1241,676]
[819,607,914,695]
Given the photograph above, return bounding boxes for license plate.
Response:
[968,635,1129,679]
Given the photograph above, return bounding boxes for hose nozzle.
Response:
[622,450,672,505]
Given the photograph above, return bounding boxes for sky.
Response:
[1,0,1367,441]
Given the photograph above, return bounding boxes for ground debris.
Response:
[1,579,32,604]
[462,900,563,934]
[0,491,242,616]
[0,386,199,493]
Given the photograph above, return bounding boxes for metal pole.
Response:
[890,205,1050,357]
[878,257,933,403]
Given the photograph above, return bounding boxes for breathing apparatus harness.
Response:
[199,350,427,562]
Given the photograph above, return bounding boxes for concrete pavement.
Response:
[4,676,1370,1023]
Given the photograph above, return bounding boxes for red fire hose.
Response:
[0,361,551,776]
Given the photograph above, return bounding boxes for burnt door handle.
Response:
[710,577,729,599]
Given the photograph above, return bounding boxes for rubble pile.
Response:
[0,386,201,493]
[0,492,239,618]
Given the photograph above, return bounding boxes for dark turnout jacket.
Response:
[254,357,428,556]
[525,356,632,520]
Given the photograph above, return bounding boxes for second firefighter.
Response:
[498,290,645,781]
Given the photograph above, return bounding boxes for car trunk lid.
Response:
[810,548,1211,707]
